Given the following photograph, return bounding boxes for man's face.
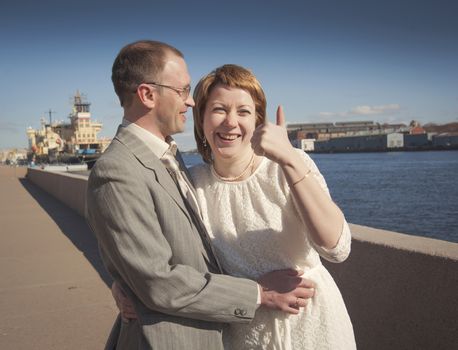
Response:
[153,54,195,139]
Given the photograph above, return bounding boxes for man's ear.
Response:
[136,84,156,108]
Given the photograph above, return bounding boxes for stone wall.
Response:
[27,168,88,217]
[26,168,458,349]
[324,224,457,349]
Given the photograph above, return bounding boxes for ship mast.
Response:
[46,108,56,125]
[73,90,90,114]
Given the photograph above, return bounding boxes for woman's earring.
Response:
[203,137,207,148]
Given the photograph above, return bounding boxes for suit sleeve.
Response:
[86,157,258,323]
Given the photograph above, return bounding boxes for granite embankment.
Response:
[4,166,457,349]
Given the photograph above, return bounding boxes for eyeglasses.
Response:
[142,82,191,101]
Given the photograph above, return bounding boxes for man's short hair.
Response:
[112,40,184,107]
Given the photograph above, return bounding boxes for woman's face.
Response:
[203,84,256,162]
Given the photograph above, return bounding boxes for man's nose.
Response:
[185,95,195,107]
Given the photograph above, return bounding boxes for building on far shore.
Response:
[0,148,28,165]
[433,133,458,148]
[288,120,458,153]
[313,133,404,153]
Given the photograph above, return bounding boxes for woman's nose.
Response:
[224,111,237,127]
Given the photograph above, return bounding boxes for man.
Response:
[87,40,314,349]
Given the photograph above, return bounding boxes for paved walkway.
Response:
[0,166,117,349]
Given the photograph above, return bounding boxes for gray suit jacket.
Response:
[86,126,258,350]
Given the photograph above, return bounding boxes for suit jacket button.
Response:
[241,309,247,316]
[234,308,241,316]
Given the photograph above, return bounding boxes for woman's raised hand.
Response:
[251,105,296,165]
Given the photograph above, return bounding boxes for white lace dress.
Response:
[189,150,356,350]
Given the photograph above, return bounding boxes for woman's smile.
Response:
[203,84,256,160]
[216,132,241,142]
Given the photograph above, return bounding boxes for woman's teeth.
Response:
[218,133,238,141]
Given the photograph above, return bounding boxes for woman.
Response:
[115,64,356,349]
[188,64,355,349]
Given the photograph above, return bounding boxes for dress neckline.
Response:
[210,156,266,185]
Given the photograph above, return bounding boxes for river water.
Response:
[183,150,458,243]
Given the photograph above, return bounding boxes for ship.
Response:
[26,91,111,168]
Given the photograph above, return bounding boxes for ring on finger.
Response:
[294,297,300,308]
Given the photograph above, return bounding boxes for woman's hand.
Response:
[252,106,345,249]
[251,105,297,166]
[111,281,138,322]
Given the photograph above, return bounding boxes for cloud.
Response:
[350,104,401,115]
[318,111,345,117]
[320,104,401,118]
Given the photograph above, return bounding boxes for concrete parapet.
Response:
[27,167,88,217]
[26,168,458,349]
[324,224,458,349]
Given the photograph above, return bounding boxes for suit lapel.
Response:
[115,126,190,220]
[114,126,221,272]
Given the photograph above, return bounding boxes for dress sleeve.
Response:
[313,220,351,263]
[293,149,352,263]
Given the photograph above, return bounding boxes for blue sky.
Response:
[1,0,457,150]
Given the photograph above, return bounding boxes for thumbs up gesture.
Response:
[276,105,286,128]
[251,105,295,165]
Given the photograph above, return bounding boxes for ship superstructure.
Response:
[26,91,111,162]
